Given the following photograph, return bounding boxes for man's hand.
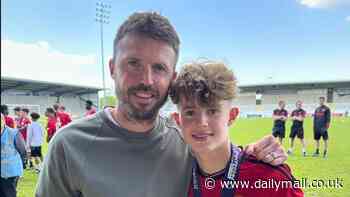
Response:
[245,135,287,166]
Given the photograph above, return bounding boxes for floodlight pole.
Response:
[95,1,111,109]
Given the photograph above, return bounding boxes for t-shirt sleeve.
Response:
[35,135,79,197]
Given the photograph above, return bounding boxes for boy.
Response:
[13,107,21,128]
[272,101,288,144]
[26,112,44,173]
[288,101,307,156]
[170,60,303,196]
[45,108,58,143]
[85,100,96,117]
[17,108,31,142]
[53,104,72,128]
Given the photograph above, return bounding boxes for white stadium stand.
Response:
[1,76,102,118]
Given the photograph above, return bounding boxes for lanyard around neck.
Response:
[192,144,242,197]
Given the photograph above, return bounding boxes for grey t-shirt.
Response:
[36,110,192,197]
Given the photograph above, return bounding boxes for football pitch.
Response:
[17,117,350,197]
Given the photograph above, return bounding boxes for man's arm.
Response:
[272,110,281,120]
[325,108,331,128]
[36,136,79,197]
[14,132,27,159]
[26,124,32,149]
[245,135,288,166]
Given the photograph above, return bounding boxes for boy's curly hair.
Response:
[170,60,237,107]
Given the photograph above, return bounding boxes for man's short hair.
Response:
[170,60,237,107]
[30,112,40,121]
[14,107,21,112]
[113,12,180,64]
[86,100,93,106]
[319,96,326,100]
[21,108,29,114]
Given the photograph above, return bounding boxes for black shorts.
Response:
[272,127,285,138]
[30,146,42,157]
[290,126,304,139]
[314,128,329,140]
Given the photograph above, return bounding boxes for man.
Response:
[36,12,287,197]
[13,107,21,128]
[53,104,72,128]
[0,105,15,128]
[17,108,31,142]
[272,100,288,144]
[287,100,307,156]
[84,100,96,117]
[313,96,331,158]
[45,108,58,143]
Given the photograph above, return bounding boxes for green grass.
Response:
[230,117,350,197]
[17,117,350,197]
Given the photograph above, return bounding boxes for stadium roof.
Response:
[1,76,102,96]
[239,80,350,92]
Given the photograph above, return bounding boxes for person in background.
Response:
[53,104,72,128]
[313,96,331,158]
[1,113,27,197]
[13,107,21,128]
[45,108,58,143]
[288,100,307,156]
[26,112,44,173]
[1,105,15,128]
[17,108,31,142]
[84,100,97,117]
[272,100,288,144]
[57,105,72,127]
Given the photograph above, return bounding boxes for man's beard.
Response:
[115,83,169,121]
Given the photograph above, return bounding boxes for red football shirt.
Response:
[18,117,31,141]
[47,116,58,142]
[56,111,72,127]
[188,155,304,197]
[5,115,15,128]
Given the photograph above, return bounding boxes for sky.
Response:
[1,0,350,90]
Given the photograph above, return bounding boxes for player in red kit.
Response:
[170,60,303,197]
[272,101,288,145]
[45,108,58,143]
[288,101,307,156]
[58,105,72,127]
[85,100,97,117]
[53,104,72,128]
[17,108,31,141]
[1,105,15,128]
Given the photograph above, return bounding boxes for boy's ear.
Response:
[171,112,181,126]
[228,107,239,126]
